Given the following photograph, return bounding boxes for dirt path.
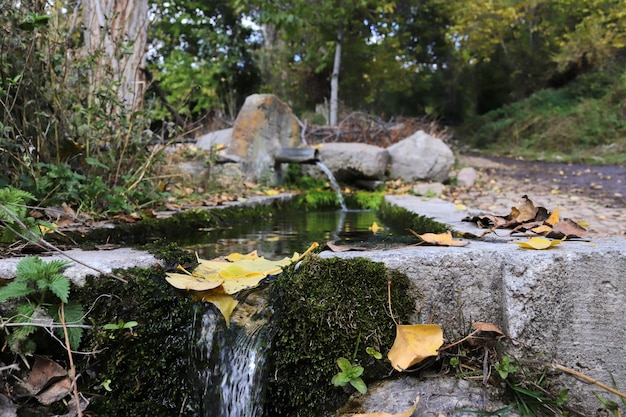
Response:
[452,155,626,237]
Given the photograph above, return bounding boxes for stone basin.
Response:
[322,195,626,414]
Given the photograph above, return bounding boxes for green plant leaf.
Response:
[53,301,85,350]
[336,357,352,373]
[47,273,71,303]
[349,377,367,394]
[331,372,351,387]
[0,281,33,302]
[15,256,44,281]
[347,365,364,379]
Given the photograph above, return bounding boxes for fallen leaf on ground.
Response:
[515,195,538,222]
[408,230,468,247]
[514,237,563,250]
[548,218,587,239]
[388,324,443,371]
[165,272,224,291]
[472,321,505,336]
[325,241,370,252]
[353,395,420,417]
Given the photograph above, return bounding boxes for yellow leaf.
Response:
[530,224,552,235]
[514,237,563,250]
[225,251,260,262]
[455,204,467,211]
[196,291,238,326]
[266,189,280,196]
[165,273,224,291]
[388,324,443,371]
[353,396,420,417]
[409,230,468,247]
[546,207,559,226]
[369,222,381,234]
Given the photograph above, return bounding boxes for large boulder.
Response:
[387,130,454,182]
[314,142,389,182]
[226,94,302,183]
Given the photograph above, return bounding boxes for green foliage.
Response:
[0,186,47,243]
[267,255,416,417]
[461,64,626,163]
[0,256,83,354]
[0,4,166,216]
[331,357,367,394]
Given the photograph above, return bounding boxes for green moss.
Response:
[266,255,417,417]
[378,198,448,235]
[74,261,204,416]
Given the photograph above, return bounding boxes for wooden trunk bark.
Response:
[82,0,148,113]
[330,21,343,126]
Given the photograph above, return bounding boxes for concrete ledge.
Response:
[322,196,626,412]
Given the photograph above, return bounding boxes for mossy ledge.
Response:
[266,255,419,417]
[378,197,448,235]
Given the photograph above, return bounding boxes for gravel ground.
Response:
[450,155,626,237]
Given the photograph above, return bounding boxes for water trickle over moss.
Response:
[266,255,418,417]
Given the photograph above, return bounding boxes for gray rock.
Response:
[195,128,233,150]
[321,195,626,415]
[313,142,390,182]
[0,248,158,286]
[336,375,519,417]
[388,130,454,182]
[412,182,445,197]
[226,94,302,183]
[456,166,478,187]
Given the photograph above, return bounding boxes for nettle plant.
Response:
[0,256,84,354]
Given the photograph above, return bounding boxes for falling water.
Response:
[194,290,272,417]
[316,161,347,211]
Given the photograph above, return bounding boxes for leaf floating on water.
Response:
[514,237,563,250]
[165,273,224,291]
[353,395,420,417]
[388,324,443,371]
[409,230,468,247]
[369,221,381,234]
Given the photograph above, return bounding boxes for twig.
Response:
[60,303,83,417]
[0,203,128,283]
[550,363,626,400]
[0,364,20,372]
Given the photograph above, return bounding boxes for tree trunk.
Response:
[330,21,343,126]
[82,0,148,113]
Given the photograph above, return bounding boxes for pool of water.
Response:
[178,209,399,259]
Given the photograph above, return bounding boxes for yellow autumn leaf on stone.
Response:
[546,207,559,226]
[165,273,224,291]
[266,189,280,196]
[353,395,420,417]
[388,324,443,371]
[195,291,238,326]
[225,251,259,262]
[409,230,468,247]
[514,237,563,250]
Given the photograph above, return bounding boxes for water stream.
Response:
[316,161,347,211]
[194,290,272,417]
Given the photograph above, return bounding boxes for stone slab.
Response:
[322,195,626,413]
[0,248,158,286]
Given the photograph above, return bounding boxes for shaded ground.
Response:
[453,155,626,237]
[483,155,626,207]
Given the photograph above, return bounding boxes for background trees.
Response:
[1,0,625,211]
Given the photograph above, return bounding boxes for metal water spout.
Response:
[273,147,319,164]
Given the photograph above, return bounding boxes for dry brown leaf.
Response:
[388,324,443,371]
[548,218,587,239]
[515,195,538,223]
[472,322,505,336]
[25,356,67,394]
[530,224,552,235]
[353,395,420,417]
[409,230,468,247]
[325,241,370,252]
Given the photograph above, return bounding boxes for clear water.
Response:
[181,209,393,259]
[315,161,347,211]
